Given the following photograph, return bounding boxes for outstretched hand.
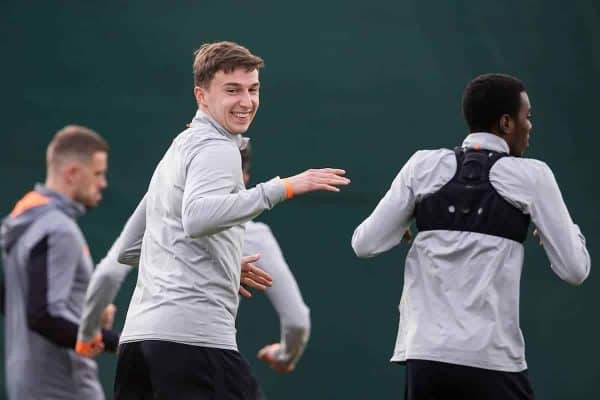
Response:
[283,168,350,197]
[239,254,273,298]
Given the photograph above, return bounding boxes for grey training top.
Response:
[352,133,590,372]
[1,185,104,400]
[78,203,310,364]
[119,109,286,350]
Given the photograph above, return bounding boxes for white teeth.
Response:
[234,112,250,118]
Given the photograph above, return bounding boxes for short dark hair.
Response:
[46,125,109,168]
[193,41,264,88]
[462,73,525,133]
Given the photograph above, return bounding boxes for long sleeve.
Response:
[78,239,133,342]
[27,233,119,350]
[116,196,147,267]
[530,164,590,284]
[492,160,591,285]
[243,223,310,365]
[352,153,419,258]
[79,197,148,343]
[181,142,285,238]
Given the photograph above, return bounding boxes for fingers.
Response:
[241,273,271,291]
[313,170,351,186]
[239,255,272,297]
[257,346,271,361]
[257,343,279,361]
[323,168,346,175]
[244,264,272,282]
[242,273,272,289]
[239,286,252,298]
[101,304,117,329]
[257,343,294,373]
[241,254,260,265]
[285,168,351,196]
[241,258,272,291]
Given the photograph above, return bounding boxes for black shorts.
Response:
[404,359,535,400]
[114,340,259,400]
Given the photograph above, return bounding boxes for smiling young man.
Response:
[113,41,349,400]
[352,73,590,400]
[0,125,119,399]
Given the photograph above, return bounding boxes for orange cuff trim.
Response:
[75,333,103,356]
[282,179,294,200]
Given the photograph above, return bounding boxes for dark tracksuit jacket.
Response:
[0,184,117,399]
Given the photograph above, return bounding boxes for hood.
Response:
[1,184,86,254]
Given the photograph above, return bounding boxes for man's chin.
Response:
[80,197,101,209]
[230,125,251,135]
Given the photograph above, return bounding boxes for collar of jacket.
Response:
[34,183,87,219]
[462,132,511,154]
[191,109,250,150]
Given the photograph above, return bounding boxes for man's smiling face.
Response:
[195,67,260,134]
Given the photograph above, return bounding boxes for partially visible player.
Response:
[0,125,119,400]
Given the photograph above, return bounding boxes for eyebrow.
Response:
[222,82,260,88]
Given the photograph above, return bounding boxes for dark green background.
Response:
[1,1,598,399]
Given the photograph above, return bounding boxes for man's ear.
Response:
[194,86,207,108]
[499,114,514,135]
[63,162,80,184]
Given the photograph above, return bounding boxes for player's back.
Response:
[354,133,589,372]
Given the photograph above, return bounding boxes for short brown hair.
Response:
[193,41,264,88]
[46,125,109,167]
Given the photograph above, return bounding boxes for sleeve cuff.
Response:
[101,329,120,352]
[261,177,287,208]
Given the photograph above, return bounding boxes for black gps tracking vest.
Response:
[414,147,530,243]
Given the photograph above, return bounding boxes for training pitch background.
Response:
[1,1,599,399]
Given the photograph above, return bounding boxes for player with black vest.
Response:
[351,73,590,400]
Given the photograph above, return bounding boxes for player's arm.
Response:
[181,142,349,238]
[76,196,147,356]
[76,239,133,356]
[245,224,310,372]
[26,230,119,354]
[526,162,590,285]
[116,195,147,267]
[351,153,418,258]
